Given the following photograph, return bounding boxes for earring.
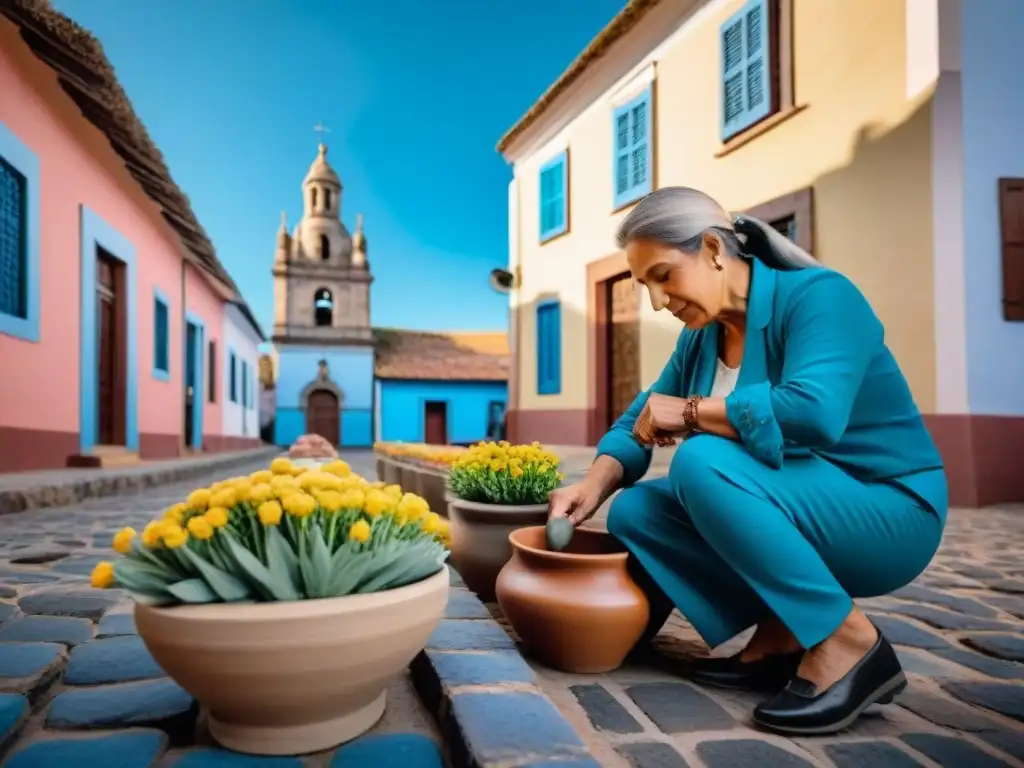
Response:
[713,257,724,271]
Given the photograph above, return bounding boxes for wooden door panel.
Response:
[608,275,640,425]
[306,390,340,446]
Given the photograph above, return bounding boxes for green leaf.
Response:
[300,529,334,598]
[123,589,175,606]
[128,542,183,579]
[224,533,300,601]
[166,578,220,603]
[265,525,300,594]
[114,559,173,594]
[180,545,252,602]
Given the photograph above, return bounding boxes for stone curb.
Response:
[0,447,279,516]
[410,570,601,768]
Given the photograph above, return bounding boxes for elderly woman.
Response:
[548,187,946,735]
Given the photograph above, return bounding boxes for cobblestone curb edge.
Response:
[0,447,280,516]
[411,569,601,768]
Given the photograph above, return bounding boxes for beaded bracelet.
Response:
[682,395,703,432]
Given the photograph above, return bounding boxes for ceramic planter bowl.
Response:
[415,467,449,518]
[446,495,548,601]
[496,527,648,673]
[134,567,449,756]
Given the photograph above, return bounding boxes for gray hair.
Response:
[616,187,818,271]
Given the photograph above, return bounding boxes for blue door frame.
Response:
[184,311,205,449]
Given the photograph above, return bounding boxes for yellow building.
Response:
[497,0,1024,507]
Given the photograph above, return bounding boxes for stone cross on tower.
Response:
[313,122,331,145]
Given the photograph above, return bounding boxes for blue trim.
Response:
[228,347,238,403]
[152,287,170,381]
[241,358,249,408]
[536,300,562,396]
[538,150,569,242]
[185,311,205,449]
[79,206,138,452]
[0,121,41,343]
[612,86,653,210]
[720,0,773,140]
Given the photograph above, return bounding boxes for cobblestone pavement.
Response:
[0,451,447,767]
[490,493,1024,768]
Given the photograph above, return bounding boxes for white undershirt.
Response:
[710,357,741,398]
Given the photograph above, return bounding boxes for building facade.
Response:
[0,3,264,471]
[498,0,1024,506]
[271,146,508,448]
[217,300,263,450]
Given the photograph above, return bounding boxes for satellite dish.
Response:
[489,268,515,294]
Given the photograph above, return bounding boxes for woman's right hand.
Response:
[548,482,604,527]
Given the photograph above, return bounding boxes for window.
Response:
[314,287,333,326]
[153,292,170,379]
[539,151,568,242]
[0,123,40,343]
[721,0,788,141]
[536,300,561,396]
[325,189,332,212]
[319,234,330,261]
[999,178,1024,321]
[207,340,217,403]
[612,87,653,210]
[770,215,796,242]
[311,187,318,209]
[744,187,814,256]
[229,351,238,403]
[241,360,249,409]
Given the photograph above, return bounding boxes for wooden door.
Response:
[306,389,340,446]
[184,321,198,448]
[424,401,447,445]
[607,273,641,427]
[95,251,121,445]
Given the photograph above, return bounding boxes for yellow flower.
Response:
[187,516,214,540]
[250,469,273,483]
[422,512,443,535]
[510,466,524,478]
[233,480,253,503]
[397,493,429,523]
[363,489,393,517]
[316,490,345,513]
[209,488,238,510]
[186,488,212,511]
[383,484,403,501]
[270,475,300,493]
[339,488,365,511]
[90,561,115,589]
[538,462,551,474]
[162,525,189,549]
[249,483,273,502]
[323,459,351,478]
[111,526,137,554]
[258,500,283,525]
[270,457,294,475]
[141,520,167,548]
[282,492,317,518]
[204,506,230,528]
[163,503,187,525]
[348,519,372,543]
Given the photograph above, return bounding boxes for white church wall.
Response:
[222,302,262,440]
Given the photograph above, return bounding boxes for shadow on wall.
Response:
[514,94,937,451]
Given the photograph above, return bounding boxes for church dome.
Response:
[304,143,341,188]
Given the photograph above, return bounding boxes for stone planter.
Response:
[381,457,402,486]
[134,567,449,756]
[446,495,548,602]
[398,461,419,495]
[496,527,648,673]
[415,467,449,518]
[375,454,386,483]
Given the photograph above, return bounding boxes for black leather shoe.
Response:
[752,631,907,735]
[689,651,803,692]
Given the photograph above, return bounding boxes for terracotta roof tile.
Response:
[373,329,509,382]
[1,0,263,340]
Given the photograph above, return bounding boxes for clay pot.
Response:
[415,467,448,518]
[381,457,401,486]
[134,567,449,755]
[446,495,548,601]
[496,527,649,673]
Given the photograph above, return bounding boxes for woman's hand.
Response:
[548,482,605,527]
[633,393,689,446]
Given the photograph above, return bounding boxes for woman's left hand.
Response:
[633,393,689,446]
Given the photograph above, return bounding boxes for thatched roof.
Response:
[1,0,264,340]
[374,329,509,382]
[497,0,665,155]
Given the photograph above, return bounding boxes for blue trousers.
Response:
[606,435,944,650]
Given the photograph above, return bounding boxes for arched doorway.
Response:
[306,389,340,446]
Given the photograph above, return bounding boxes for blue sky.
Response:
[52,0,624,334]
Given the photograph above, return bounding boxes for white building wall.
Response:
[222,302,262,439]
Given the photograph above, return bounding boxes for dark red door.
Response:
[96,253,118,445]
[306,390,340,446]
[424,401,447,445]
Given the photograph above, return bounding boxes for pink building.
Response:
[0,3,264,471]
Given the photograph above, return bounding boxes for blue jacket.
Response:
[596,257,948,521]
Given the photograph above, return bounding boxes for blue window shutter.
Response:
[539,151,568,242]
[536,301,561,395]
[721,0,772,139]
[229,352,237,403]
[612,87,653,210]
[152,294,169,379]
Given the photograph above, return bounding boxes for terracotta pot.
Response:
[415,468,448,518]
[398,462,419,495]
[446,495,548,601]
[496,527,648,673]
[381,457,401,486]
[134,567,449,756]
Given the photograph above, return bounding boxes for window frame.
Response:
[0,122,41,343]
[229,349,238,403]
[539,150,569,243]
[152,289,171,381]
[612,85,654,211]
[207,339,217,403]
[535,299,562,396]
[743,186,814,257]
[999,178,1024,321]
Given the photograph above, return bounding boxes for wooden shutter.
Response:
[539,152,567,241]
[1000,178,1024,321]
[613,88,653,209]
[536,301,561,395]
[721,0,774,139]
